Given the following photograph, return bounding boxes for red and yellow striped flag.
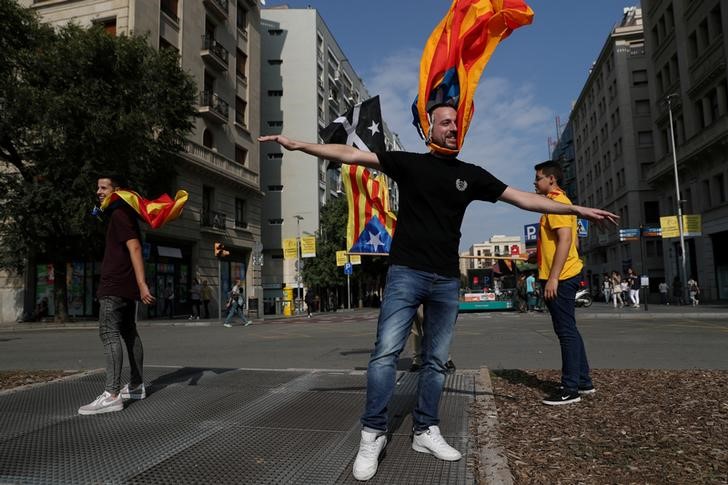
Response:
[341,164,397,254]
[100,189,188,229]
[413,0,534,156]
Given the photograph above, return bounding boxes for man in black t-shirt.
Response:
[260,105,617,481]
[79,175,156,416]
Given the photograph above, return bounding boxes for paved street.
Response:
[2,304,727,372]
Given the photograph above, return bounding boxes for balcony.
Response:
[201,210,226,230]
[201,35,229,71]
[198,91,229,123]
[203,0,228,20]
[182,141,259,189]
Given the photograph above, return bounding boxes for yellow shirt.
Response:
[537,190,583,281]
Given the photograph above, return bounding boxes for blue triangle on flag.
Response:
[350,217,392,254]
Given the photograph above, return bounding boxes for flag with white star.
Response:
[341,164,397,255]
[319,95,386,169]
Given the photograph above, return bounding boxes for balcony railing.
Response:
[201,35,229,70]
[182,141,259,188]
[201,210,226,230]
[198,91,229,122]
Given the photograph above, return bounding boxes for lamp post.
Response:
[666,94,688,304]
[294,215,304,314]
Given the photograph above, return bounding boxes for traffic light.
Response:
[214,242,230,258]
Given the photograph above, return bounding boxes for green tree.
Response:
[0,1,197,321]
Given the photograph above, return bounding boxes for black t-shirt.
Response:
[377,151,507,277]
[97,204,142,300]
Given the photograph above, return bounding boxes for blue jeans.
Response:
[543,275,592,391]
[99,296,143,395]
[361,265,460,433]
[224,300,248,324]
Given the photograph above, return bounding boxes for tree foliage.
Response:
[0,0,197,319]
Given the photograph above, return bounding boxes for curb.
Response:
[475,367,513,485]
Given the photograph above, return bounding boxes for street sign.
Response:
[524,223,538,243]
[510,244,520,256]
[641,227,662,238]
[618,228,641,241]
[344,262,353,275]
[577,219,588,238]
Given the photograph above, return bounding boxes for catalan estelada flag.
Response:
[100,189,188,229]
[412,0,534,156]
[341,164,396,254]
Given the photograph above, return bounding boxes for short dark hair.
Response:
[534,160,563,185]
[97,174,128,189]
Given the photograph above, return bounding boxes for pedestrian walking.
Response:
[305,289,315,318]
[658,280,669,305]
[224,279,250,327]
[602,273,612,304]
[611,271,624,308]
[688,277,700,306]
[78,175,155,415]
[259,104,615,481]
[533,161,595,406]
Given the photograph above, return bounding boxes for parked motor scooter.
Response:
[575,288,593,307]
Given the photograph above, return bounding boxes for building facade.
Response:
[461,235,525,272]
[570,7,664,291]
[259,6,402,310]
[19,0,263,320]
[642,0,728,300]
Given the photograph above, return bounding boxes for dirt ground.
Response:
[472,369,728,484]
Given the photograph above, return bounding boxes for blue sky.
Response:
[264,0,641,250]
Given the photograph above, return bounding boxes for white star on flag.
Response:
[367,231,384,251]
[367,121,380,136]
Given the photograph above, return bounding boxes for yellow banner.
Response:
[283,238,298,259]
[350,254,362,265]
[336,250,348,267]
[301,236,316,258]
[660,214,702,238]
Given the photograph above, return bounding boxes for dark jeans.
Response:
[543,275,592,392]
[99,296,143,395]
[203,300,210,318]
[361,265,460,433]
[191,299,201,317]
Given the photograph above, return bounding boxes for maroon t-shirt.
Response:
[97,205,142,300]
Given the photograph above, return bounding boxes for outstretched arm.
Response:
[498,186,619,225]
[258,135,381,170]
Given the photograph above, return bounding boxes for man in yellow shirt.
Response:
[535,161,595,405]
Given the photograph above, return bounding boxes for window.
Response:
[202,185,214,215]
[96,18,117,36]
[235,198,247,228]
[268,90,283,97]
[632,69,648,86]
[637,131,653,146]
[702,180,712,209]
[267,153,283,160]
[236,50,247,80]
[202,129,213,149]
[159,36,177,53]
[267,121,283,127]
[635,99,650,116]
[161,0,178,20]
[235,97,246,126]
[715,173,726,204]
[268,29,284,36]
[268,219,284,225]
[267,185,284,191]
[235,145,247,165]
[267,59,283,65]
[236,4,248,31]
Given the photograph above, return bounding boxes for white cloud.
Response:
[366,48,557,249]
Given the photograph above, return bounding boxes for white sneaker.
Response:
[120,383,146,400]
[352,430,387,481]
[412,425,462,461]
[78,391,123,415]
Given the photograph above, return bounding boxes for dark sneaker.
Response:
[409,363,421,372]
[444,360,456,374]
[578,385,596,395]
[542,389,581,406]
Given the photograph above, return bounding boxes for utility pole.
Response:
[294,215,304,314]
[666,94,689,304]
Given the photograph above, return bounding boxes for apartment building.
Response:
[259,6,402,308]
[642,0,728,300]
[462,235,525,271]
[570,7,664,290]
[21,0,262,319]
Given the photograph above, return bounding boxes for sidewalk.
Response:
[576,301,728,319]
[0,366,495,484]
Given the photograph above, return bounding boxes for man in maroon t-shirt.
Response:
[79,175,156,415]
